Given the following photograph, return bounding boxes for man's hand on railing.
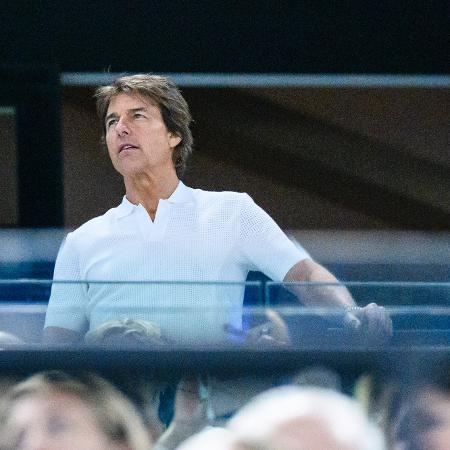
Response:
[343,303,393,344]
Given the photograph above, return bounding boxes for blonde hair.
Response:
[0,332,23,346]
[84,318,169,346]
[0,371,152,450]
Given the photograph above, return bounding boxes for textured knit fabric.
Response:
[45,182,309,343]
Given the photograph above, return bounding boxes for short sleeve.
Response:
[238,194,311,281]
[44,233,89,333]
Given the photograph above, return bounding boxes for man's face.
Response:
[104,92,181,178]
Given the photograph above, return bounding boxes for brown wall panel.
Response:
[61,86,449,230]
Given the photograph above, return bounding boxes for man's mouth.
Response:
[119,144,138,153]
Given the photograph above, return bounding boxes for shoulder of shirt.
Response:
[189,187,253,204]
[65,207,118,240]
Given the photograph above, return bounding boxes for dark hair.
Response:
[95,74,193,177]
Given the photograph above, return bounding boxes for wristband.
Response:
[345,306,362,312]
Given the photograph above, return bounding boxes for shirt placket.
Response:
[135,201,170,241]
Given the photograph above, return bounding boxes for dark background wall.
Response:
[0,1,449,229]
[1,0,449,74]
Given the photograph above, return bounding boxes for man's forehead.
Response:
[106,92,158,114]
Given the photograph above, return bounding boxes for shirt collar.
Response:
[115,181,194,218]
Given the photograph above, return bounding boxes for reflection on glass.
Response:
[0,280,448,350]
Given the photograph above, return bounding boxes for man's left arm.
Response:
[235,195,392,341]
[284,259,393,338]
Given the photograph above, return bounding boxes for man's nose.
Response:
[115,117,130,136]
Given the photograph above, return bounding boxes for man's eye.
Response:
[106,119,117,128]
[134,113,144,118]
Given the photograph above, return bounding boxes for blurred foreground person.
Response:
[85,318,169,440]
[0,332,23,347]
[85,321,212,448]
[393,383,450,450]
[176,427,242,450]
[0,333,23,407]
[84,318,170,347]
[292,365,342,391]
[0,371,152,450]
[226,385,386,450]
[154,378,210,450]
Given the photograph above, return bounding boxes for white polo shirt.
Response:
[45,182,309,344]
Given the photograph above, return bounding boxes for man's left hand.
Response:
[344,303,393,344]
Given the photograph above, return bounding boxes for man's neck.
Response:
[124,171,179,220]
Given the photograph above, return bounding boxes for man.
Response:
[43,74,391,344]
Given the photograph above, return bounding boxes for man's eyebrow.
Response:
[129,107,148,112]
[105,112,118,123]
[105,107,148,123]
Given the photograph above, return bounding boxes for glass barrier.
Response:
[266,281,450,307]
[266,281,450,348]
[0,280,264,346]
[1,278,450,445]
[0,280,449,350]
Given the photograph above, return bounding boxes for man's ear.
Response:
[169,133,182,148]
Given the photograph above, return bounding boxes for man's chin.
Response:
[113,160,144,176]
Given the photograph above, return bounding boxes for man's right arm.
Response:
[42,326,83,344]
[44,233,88,344]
